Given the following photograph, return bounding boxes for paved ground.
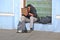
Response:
[0,29,60,40]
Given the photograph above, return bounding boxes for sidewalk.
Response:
[0,29,60,40]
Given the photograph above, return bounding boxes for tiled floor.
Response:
[0,29,60,40]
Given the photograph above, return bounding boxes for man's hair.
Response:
[27,4,37,13]
[27,4,32,7]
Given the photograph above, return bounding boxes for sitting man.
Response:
[17,4,39,33]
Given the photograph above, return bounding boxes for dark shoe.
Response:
[22,30,27,33]
[29,28,33,32]
[30,28,33,31]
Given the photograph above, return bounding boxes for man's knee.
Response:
[30,16,37,22]
[21,16,26,21]
[30,16,34,19]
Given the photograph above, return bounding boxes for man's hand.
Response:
[29,13,34,16]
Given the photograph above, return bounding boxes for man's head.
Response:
[27,6,30,12]
[27,4,32,12]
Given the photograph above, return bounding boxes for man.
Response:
[17,4,39,33]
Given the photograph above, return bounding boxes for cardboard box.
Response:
[21,8,28,16]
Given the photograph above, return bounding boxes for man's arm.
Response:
[29,13,34,16]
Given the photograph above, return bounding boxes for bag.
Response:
[39,16,51,24]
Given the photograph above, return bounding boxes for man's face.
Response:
[27,6,30,12]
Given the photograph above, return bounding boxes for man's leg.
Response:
[21,16,28,33]
[30,16,37,31]
[17,21,22,33]
[17,16,27,33]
